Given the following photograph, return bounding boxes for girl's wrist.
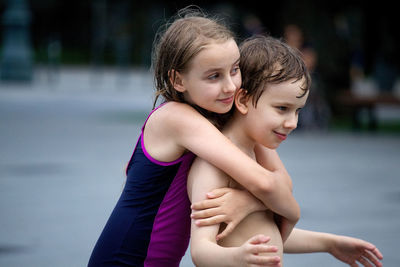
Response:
[245,190,266,212]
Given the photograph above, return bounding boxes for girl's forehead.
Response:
[191,39,240,69]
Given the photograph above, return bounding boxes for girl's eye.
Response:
[277,106,287,111]
[231,66,240,75]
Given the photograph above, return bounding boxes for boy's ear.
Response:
[169,69,186,93]
[235,88,250,115]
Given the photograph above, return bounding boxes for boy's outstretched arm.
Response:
[284,229,383,267]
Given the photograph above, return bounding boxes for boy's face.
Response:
[244,79,308,149]
[174,39,241,114]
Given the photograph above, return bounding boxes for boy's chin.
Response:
[262,142,281,150]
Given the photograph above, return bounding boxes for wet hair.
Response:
[239,35,311,107]
[151,6,234,108]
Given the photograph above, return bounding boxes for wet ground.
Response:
[0,67,399,266]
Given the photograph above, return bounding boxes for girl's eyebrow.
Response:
[204,58,240,74]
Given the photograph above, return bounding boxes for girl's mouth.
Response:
[218,96,234,104]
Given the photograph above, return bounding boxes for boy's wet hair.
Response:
[151,6,235,108]
[239,35,311,107]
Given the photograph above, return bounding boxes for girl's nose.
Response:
[222,77,237,94]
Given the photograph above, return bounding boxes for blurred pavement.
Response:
[0,67,399,266]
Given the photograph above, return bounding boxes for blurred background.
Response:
[0,0,399,266]
[1,0,400,130]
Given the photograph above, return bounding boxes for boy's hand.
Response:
[191,187,265,240]
[236,235,281,267]
[329,235,383,267]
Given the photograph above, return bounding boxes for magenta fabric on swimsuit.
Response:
[88,103,195,266]
[144,152,194,267]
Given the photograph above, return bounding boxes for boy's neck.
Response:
[222,116,256,158]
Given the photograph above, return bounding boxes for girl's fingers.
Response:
[191,207,220,219]
[191,198,219,210]
[193,215,225,227]
[216,222,236,241]
[206,187,231,198]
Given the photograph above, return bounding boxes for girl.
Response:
[88,7,298,267]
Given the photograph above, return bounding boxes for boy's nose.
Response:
[284,114,298,130]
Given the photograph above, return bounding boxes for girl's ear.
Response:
[235,88,250,115]
[169,69,186,93]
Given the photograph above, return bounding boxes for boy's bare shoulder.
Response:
[190,156,228,181]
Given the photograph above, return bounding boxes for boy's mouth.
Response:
[274,131,287,140]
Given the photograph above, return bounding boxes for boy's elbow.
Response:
[190,244,204,267]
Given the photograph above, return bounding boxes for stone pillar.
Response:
[0,0,33,82]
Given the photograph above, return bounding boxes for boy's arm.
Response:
[284,229,383,267]
[169,103,300,223]
[188,158,280,267]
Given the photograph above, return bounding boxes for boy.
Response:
[187,35,383,267]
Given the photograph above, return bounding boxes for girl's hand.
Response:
[191,187,265,240]
[236,235,281,267]
[329,235,383,267]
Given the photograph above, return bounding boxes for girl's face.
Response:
[175,39,241,114]
[244,79,308,149]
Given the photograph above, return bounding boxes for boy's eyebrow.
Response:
[275,101,305,108]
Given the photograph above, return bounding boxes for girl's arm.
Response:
[188,157,280,267]
[191,145,295,240]
[284,229,383,267]
[168,103,300,223]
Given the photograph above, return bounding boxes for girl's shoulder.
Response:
[157,101,197,114]
[149,101,206,128]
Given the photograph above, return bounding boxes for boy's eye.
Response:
[276,106,287,111]
[208,73,219,80]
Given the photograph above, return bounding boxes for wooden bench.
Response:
[336,90,400,130]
